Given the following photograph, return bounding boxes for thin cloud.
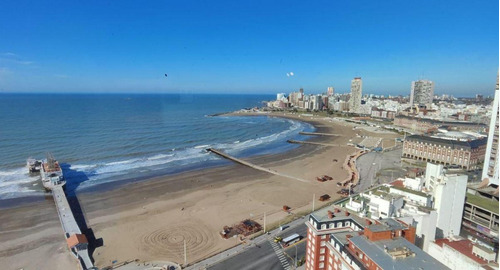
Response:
[2,52,18,57]
[0,52,35,65]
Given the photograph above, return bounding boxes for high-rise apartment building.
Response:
[349,77,362,113]
[327,86,334,96]
[410,80,434,108]
[425,163,468,238]
[482,73,499,186]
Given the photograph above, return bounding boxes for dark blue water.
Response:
[0,94,314,199]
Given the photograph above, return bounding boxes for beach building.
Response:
[402,135,487,170]
[410,79,434,108]
[482,72,499,186]
[312,95,323,111]
[394,115,487,133]
[349,77,363,114]
[304,207,447,270]
[428,236,498,269]
[333,100,349,112]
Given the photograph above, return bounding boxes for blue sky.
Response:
[0,0,498,96]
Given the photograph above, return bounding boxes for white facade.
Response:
[312,95,322,111]
[349,77,362,113]
[345,197,364,213]
[424,163,445,192]
[403,177,426,191]
[410,79,434,107]
[482,73,499,186]
[399,204,437,252]
[427,165,468,238]
[365,192,404,219]
[277,93,286,101]
[389,187,432,207]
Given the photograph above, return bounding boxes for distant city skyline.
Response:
[0,1,498,96]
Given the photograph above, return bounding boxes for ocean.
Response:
[0,93,314,200]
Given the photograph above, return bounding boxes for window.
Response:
[320,255,325,261]
[321,235,327,239]
[319,262,324,268]
[321,241,326,246]
[320,248,325,254]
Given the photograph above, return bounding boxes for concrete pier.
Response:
[206,148,308,183]
[299,132,340,137]
[52,186,95,270]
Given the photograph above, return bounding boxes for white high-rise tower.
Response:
[410,80,434,108]
[482,73,499,186]
[349,77,362,113]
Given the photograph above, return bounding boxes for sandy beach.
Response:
[0,112,399,270]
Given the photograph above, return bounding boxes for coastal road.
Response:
[208,223,307,270]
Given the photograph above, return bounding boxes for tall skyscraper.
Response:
[482,73,499,186]
[410,79,435,108]
[349,77,362,113]
[327,86,334,96]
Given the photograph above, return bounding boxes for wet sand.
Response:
[0,112,398,270]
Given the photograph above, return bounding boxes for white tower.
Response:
[349,77,362,113]
[482,73,499,186]
[410,80,434,108]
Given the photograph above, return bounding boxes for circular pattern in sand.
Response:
[139,223,215,261]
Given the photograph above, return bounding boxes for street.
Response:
[208,222,308,270]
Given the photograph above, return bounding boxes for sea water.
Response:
[0,93,314,199]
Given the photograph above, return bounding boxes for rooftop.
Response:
[331,229,362,245]
[367,218,407,232]
[349,236,448,270]
[396,115,487,127]
[406,134,487,149]
[434,238,489,265]
[466,194,499,214]
[310,207,367,226]
[390,185,430,198]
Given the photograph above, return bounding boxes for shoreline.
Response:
[0,111,400,270]
[0,113,317,208]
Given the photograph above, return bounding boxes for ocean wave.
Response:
[0,117,312,199]
[0,167,42,199]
